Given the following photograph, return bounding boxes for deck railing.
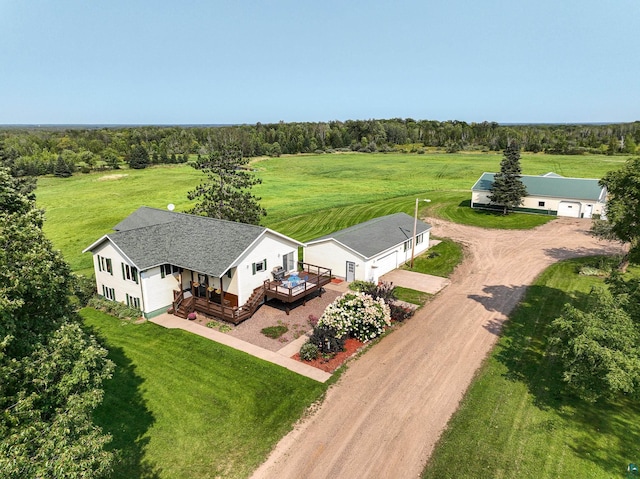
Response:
[170,262,331,322]
[263,262,332,314]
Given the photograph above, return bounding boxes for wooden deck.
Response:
[172,262,332,322]
[172,286,263,325]
[264,263,332,314]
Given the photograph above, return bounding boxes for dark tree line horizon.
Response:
[1,118,639,177]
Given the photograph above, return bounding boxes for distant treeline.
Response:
[1,119,639,177]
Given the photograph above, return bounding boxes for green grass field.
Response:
[402,238,463,278]
[33,151,633,479]
[83,308,326,479]
[422,258,640,479]
[35,152,621,276]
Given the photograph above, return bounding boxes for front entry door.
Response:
[346,261,356,282]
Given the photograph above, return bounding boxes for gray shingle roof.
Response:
[471,172,604,201]
[307,212,431,259]
[91,207,274,277]
[113,206,177,231]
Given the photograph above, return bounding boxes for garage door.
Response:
[372,252,398,283]
[557,201,581,218]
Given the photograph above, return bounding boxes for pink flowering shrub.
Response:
[318,292,391,342]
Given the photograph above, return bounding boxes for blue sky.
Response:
[1,0,638,125]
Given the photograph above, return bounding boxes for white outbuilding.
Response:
[471,172,607,218]
[303,212,432,283]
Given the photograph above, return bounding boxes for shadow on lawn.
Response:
[493,283,640,473]
[93,343,161,479]
[492,284,580,410]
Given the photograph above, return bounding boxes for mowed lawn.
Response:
[83,308,326,479]
[33,151,633,479]
[422,259,640,479]
[35,152,622,275]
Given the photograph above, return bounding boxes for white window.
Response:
[102,285,115,301]
[122,263,139,284]
[404,239,412,252]
[252,259,267,275]
[283,251,295,271]
[416,233,424,245]
[126,294,141,310]
[97,255,113,274]
[160,264,180,278]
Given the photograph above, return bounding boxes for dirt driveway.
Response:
[251,218,625,479]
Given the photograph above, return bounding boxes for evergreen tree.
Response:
[0,168,115,477]
[488,141,527,214]
[188,146,266,225]
[53,154,74,177]
[127,145,149,169]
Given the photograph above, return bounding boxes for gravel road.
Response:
[250,218,625,479]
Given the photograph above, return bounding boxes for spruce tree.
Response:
[53,154,73,177]
[127,145,149,169]
[488,141,527,214]
[188,146,266,225]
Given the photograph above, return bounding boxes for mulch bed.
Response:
[292,338,364,373]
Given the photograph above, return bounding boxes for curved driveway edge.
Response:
[251,218,625,479]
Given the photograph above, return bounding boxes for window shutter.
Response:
[264,258,267,270]
[161,265,165,279]
[252,263,256,275]
[97,255,102,272]
[121,263,125,280]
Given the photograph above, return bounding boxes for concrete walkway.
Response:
[150,314,331,383]
[381,269,451,294]
[148,277,443,385]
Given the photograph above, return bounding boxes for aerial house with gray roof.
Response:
[83,206,322,323]
[471,172,607,218]
[303,212,432,283]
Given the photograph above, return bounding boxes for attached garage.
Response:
[304,213,432,283]
[371,252,398,283]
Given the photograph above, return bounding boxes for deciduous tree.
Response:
[550,288,640,402]
[591,157,640,270]
[188,146,266,224]
[488,141,528,214]
[0,168,115,478]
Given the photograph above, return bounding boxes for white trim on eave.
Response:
[226,228,303,271]
[264,227,304,247]
[304,238,369,261]
[82,235,141,270]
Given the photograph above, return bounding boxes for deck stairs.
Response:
[236,285,266,322]
[174,295,194,319]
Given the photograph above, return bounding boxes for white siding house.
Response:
[304,213,431,283]
[84,207,302,319]
[471,172,607,218]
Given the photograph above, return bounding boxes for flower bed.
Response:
[292,338,364,372]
